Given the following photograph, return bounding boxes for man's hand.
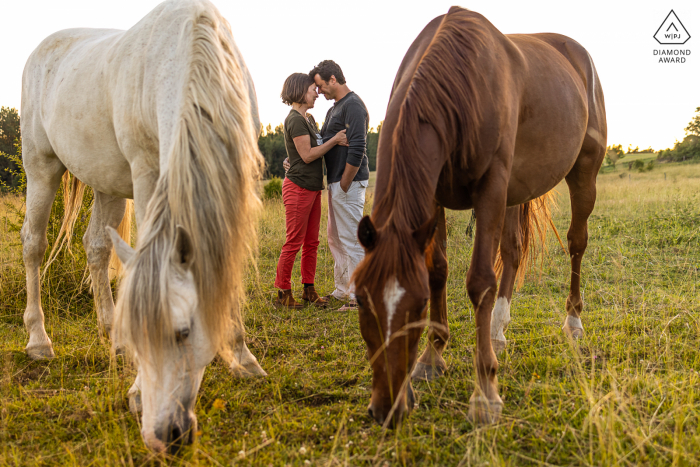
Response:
[339,163,360,193]
[283,157,290,172]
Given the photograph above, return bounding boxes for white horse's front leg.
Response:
[21,149,65,360]
[83,191,127,336]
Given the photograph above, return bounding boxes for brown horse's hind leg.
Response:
[491,206,521,354]
[562,148,602,338]
[467,172,508,424]
[412,207,449,382]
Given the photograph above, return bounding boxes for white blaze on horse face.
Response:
[383,277,406,346]
[490,297,511,344]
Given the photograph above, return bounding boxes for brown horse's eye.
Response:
[356,296,364,308]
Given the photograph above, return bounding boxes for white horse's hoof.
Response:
[491,338,507,355]
[562,316,584,339]
[230,360,267,378]
[26,343,55,360]
[411,361,446,382]
[468,395,503,424]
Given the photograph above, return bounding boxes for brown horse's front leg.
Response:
[467,173,508,424]
[412,206,449,382]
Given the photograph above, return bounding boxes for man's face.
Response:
[314,74,335,101]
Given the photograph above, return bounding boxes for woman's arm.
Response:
[293,129,348,164]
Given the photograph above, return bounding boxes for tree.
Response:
[0,106,21,189]
[257,124,287,178]
[685,106,700,137]
[366,120,382,171]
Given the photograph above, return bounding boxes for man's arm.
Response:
[339,102,368,192]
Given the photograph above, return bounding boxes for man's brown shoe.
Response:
[302,286,328,308]
[274,289,304,309]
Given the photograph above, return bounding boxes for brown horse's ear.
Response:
[358,216,378,251]
[413,214,438,252]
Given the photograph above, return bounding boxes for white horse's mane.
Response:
[114,1,262,364]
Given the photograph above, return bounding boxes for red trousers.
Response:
[274,177,322,290]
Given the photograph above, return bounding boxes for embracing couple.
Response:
[274,60,370,311]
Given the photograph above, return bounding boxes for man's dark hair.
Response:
[281,73,315,106]
[309,60,346,85]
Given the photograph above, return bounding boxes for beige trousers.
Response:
[326,180,368,300]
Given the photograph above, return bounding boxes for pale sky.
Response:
[1,0,698,150]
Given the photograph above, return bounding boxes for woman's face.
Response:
[304,83,318,108]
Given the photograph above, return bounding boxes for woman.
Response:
[274,73,348,309]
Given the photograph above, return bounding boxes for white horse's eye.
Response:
[175,328,190,343]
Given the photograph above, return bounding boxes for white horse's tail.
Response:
[44,171,133,280]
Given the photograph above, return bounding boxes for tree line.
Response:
[5,105,699,188]
[0,105,382,189]
[604,107,700,169]
[258,121,381,179]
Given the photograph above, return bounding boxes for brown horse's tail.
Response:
[43,172,133,281]
[494,190,566,290]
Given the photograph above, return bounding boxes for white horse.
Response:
[21,0,265,452]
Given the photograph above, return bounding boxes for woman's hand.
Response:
[332,129,349,146]
[283,157,290,172]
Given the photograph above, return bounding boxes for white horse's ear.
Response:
[106,226,135,264]
[173,225,194,271]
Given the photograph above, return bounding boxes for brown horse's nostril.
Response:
[367,406,374,419]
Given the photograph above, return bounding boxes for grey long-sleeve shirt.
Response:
[321,91,370,184]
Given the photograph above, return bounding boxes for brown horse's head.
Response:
[353,215,437,427]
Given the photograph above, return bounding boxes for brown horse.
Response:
[353,6,606,427]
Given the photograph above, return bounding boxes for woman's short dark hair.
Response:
[309,60,345,85]
[281,73,314,106]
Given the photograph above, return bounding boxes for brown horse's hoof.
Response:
[411,361,446,382]
[562,316,584,339]
[468,396,503,424]
[26,343,55,360]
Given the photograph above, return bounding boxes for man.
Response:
[310,60,370,310]
[283,60,369,309]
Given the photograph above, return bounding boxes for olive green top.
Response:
[284,110,324,191]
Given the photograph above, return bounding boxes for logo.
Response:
[654,10,691,44]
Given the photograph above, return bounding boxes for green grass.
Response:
[1,162,699,465]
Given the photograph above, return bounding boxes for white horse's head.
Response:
[107,225,216,453]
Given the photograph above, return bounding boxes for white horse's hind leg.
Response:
[21,149,66,360]
[83,191,127,336]
[228,330,267,378]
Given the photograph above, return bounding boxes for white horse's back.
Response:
[23,28,130,196]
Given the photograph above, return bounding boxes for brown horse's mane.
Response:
[354,7,488,292]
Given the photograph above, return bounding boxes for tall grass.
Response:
[0,163,699,465]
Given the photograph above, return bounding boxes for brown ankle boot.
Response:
[302,286,328,308]
[274,289,304,309]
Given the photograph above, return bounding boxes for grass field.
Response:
[1,161,699,466]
